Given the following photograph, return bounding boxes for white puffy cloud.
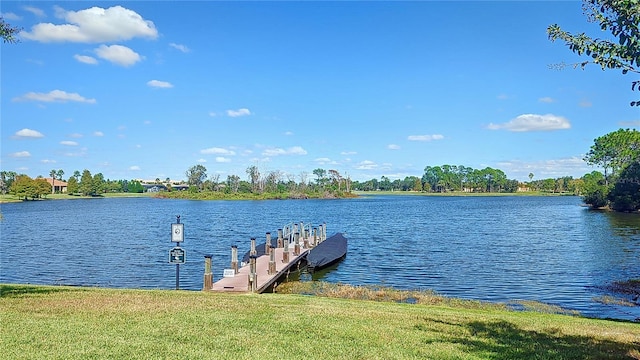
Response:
[356,160,378,170]
[387,144,400,150]
[227,108,251,117]
[215,157,231,163]
[200,147,236,155]
[147,80,173,88]
[262,146,307,156]
[93,131,104,136]
[60,141,78,146]
[95,45,142,67]
[15,128,44,138]
[129,165,141,171]
[488,114,570,132]
[74,54,98,64]
[407,134,444,141]
[20,5,157,43]
[169,43,190,53]
[13,90,96,103]
[10,151,31,158]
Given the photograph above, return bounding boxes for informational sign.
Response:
[223,269,236,278]
[171,223,184,242]
[169,247,186,264]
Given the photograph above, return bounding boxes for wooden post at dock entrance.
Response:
[268,245,276,274]
[231,245,238,274]
[313,227,318,247]
[203,255,213,291]
[277,228,283,248]
[248,255,257,292]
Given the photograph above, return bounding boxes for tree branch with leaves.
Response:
[547,0,640,106]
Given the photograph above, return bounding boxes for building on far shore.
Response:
[45,178,68,193]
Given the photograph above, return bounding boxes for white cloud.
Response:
[341,151,357,155]
[2,12,22,21]
[95,44,142,67]
[227,108,251,117]
[488,114,571,132]
[498,157,589,180]
[10,151,31,158]
[539,97,555,103]
[618,120,640,127]
[197,158,207,163]
[147,79,173,88]
[356,160,378,170]
[60,140,78,146]
[13,89,96,103]
[314,157,332,164]
[407,134,444,141]
[93,131,104,136]
[262,146,307,156]
[200,147,236,155]
[23,6,45,18]
[215,157,231,163]
[20,5,157,43]
[69,133,83,138]
[169,43,190,53]
[129,165,141,171]
[41,159,57,164]
[15,128,44,138]
[284,131,294,136]
[74,54,98,64]
[387,144,400,150]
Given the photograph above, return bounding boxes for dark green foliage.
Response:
[581,171,610,208]
[0,17,20,43]
[608,161,640,211]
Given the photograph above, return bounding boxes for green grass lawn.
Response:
[1,284,638,359]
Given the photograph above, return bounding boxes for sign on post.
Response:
[171,223,184,242]
[169,247,186,264]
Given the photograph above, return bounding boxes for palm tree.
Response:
[49,169,56,194]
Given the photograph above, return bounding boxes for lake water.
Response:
[1,195,639,321]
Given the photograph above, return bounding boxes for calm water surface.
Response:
[1,195,639,321]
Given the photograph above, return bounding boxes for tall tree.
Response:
[584,128,640,185]
[185,165,207,191]
[548,0,640,106]
[79,169,93,196]
[246,165,260,193]
[50,169,57,194]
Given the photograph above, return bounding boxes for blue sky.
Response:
[2,1,638,183]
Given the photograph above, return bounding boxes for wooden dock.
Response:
[206,222,327,294]
[210,247,309,293]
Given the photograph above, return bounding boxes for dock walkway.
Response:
[210,247,309,293]
[207,222,326,294]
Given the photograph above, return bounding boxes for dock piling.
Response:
[265,232,272,254]
[283,233,290,263]
[268,245,276,274]
[250,237,257,257]
[248,255,257,292]
[203,255,213,290]
[277,228,283,248]
[231,245,238,274]
[294,232,300,255]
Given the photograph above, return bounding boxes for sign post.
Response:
[169,215,185,290]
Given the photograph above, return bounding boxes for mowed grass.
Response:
[2,284,639,359]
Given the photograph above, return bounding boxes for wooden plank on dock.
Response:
[210,247,309,293]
